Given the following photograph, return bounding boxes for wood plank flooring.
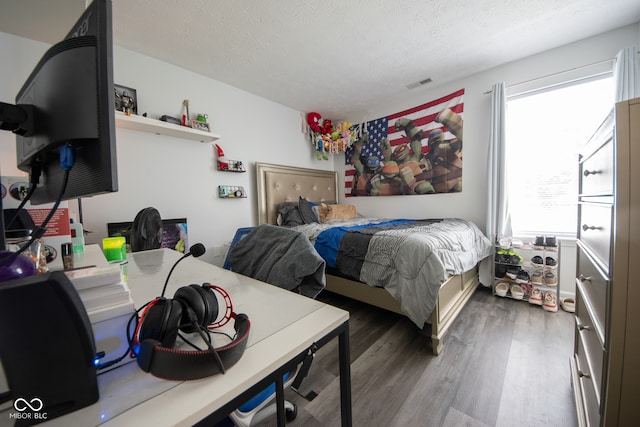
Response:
[256,285,578,427]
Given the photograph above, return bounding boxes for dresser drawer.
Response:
[579,134,614,197]
[578,202,613,274]
[574,351,602,427]
[576,289,605,395]
[576,243,609,343]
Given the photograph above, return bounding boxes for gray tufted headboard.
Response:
[256,162,339,225]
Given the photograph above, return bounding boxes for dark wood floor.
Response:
[257,285,578,427]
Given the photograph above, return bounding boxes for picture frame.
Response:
[114,84,138,115]
[190,119,210,132]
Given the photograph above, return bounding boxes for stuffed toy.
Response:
[214,144,229,170]
[321,119,332,135]
[306,112,321,133]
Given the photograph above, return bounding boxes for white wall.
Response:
[0,33,336,264]
[337,23,640,231]
[1,23,638,268]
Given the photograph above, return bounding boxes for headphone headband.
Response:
[134,283,250,381]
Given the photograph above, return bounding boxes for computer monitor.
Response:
[0,0,117,418]
[0,0,117,253]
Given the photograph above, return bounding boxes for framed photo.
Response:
[114,84,138,115]
[190,120,210,132]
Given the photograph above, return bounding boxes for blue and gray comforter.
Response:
[294,218,492,327]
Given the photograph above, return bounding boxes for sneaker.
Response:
[520,283,533,296]
[529,287,543,305]
[515,270,530,284]
[495,282,509,297]
[508,254,521,265]
[561,297,575,313]
[495,264,507,278]
[545,256,557,269]
[544,271,557,286]
[545,235,557,247]
[531,255,544,267]
[511,284,525,300]
[534,235,545,247]
[495,253,509,264]
[531,270,543,285]
[506,266,520,280]
[543,291,558,312]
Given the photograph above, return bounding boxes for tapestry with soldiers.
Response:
[345,88,464,197]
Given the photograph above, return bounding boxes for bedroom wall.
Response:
[1,23,638,268]
[0,32,336,265]
[338,23,640,230]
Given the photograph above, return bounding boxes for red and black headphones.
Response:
[130,283,250,381]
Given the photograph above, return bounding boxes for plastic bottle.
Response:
[70,219,85,253]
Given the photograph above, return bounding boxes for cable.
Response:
[0,148,72,268]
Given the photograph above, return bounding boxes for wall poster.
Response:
[345,88,464,197]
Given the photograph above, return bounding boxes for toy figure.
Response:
[215,144,229,170]
[306,112,321,133]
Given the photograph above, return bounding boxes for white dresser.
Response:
[571,96,640,426]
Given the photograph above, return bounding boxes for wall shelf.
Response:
[115,111,220,143]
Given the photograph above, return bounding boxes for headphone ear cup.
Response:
[139,299,183,348]
[174,285,218,333]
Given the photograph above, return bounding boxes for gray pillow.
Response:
[298,196,318,224]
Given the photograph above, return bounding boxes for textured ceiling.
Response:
[1,0,640,119]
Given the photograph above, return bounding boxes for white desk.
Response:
[44,249,352,426]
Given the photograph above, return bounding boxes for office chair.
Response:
[223,226,300,426]
[130,207,162,252]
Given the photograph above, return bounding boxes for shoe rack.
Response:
[493,237,560,312]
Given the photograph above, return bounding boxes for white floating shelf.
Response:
[115,111,220,143]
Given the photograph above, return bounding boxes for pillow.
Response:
[277,203,304,226]
[298,196,318,224]
[318,203,357,223]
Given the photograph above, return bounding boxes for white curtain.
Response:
[613,46,640,102]
[480,82,512,287]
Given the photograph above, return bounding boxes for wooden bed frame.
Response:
[256,162,479,355]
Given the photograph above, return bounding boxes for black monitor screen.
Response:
[14,0,117,205]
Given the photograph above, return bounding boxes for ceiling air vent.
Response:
[406,77,432,90]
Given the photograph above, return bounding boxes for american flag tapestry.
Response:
[345,88,464,197]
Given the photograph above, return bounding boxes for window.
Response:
[506,76,613,238]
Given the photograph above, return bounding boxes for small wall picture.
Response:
[114,84,138,115]
[191,120,210,132]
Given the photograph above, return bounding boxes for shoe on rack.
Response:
[543,291,558,312]
[495,264,507,278]
[544,235,557,248]
[534,235,545,247]
[561,297,575,313]
[515,270,530,284]
[544,271,558,286]
[545,256,557,269]
[506,266,520,280]
[511,284,525,300]
[531,270,543,285]
[495,253,509,264]
[495,282,509,297]
[529,287,543,305]
[531,255,544,267]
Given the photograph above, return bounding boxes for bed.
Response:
[255,162,492,355]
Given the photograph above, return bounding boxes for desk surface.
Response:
[43,248,349,426]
